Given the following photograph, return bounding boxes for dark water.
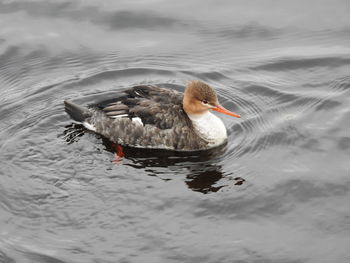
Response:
[1,0,350,262]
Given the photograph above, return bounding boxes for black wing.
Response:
[92,85,189,130]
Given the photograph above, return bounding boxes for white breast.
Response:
[188,111,227,147]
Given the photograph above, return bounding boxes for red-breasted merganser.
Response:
[64,80,240,151]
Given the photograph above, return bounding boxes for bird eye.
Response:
[202,100,208,104]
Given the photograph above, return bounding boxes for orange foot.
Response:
[111,143,124,163]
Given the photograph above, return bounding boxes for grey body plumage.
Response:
[64,85,209,151]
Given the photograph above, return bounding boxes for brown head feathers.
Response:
[183,80,219,115]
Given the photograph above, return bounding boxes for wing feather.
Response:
[93,85,187,130]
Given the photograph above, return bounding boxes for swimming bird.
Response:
[64,80,240,151]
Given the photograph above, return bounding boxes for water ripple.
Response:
[1,1,350,262]
[251,56,350,71]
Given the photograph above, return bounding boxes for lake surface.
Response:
[1,0,350,262]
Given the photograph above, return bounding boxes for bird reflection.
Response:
[102,137,229,193]
[63,123,243,193]
[185,167,225,193]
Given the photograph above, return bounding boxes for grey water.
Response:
[1,0,350,262]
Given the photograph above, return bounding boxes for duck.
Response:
[64,80,240,151]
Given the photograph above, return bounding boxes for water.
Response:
[1,0,350,262]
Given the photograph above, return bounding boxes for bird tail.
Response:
[64,100,90,122]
